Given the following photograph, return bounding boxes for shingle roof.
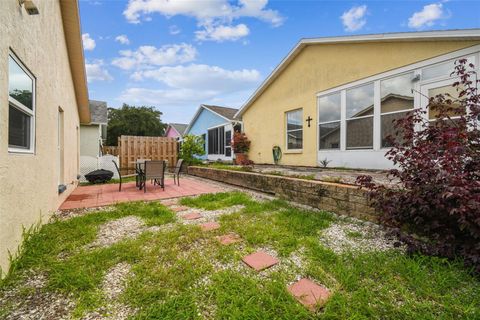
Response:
[169,123,188,135]
[202,105,240,121]
[88,100,108,124]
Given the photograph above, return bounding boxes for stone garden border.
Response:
[187,166,376,221]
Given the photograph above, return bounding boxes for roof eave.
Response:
[60,0,90,124]
[235,28,480,118]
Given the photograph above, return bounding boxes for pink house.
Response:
[165,123,188,140]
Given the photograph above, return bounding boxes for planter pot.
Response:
[234,153,248,165]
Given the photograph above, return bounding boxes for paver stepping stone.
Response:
[242,251,278,271]
[200,222,220,231]
[161,199,179,206]
[182,212,202,220]
[216,233,241,245]
[172,206,190,212]
[287,278,331,311]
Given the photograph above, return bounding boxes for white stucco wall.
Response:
[0,0,81,275]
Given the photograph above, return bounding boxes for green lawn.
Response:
[0,192,478,319]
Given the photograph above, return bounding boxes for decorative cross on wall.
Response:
[306,116,313,128]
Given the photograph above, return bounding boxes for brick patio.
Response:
[60,177,222,210]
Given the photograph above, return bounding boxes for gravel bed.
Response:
[54,206,116,221]
[173,205,245,225]
[319,220,404,254]
[87,216,146,248]
[82,263,135,320]
[0,273,75,320]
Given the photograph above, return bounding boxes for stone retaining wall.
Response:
[188,166,376,221]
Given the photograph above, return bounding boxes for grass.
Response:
[1,192,479,319]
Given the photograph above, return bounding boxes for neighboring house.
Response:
[236,29,480,169]
[0,0,90,275]
[185,105,242,161]
[165,123,188,140]
[80,100,108,157]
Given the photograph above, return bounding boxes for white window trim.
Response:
[8,52,36,154]
[285,108,303,151]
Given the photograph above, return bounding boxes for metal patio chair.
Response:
[172,159,184,186]
[112,160,138,192]
[143,160,166,192]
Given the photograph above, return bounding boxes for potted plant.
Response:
[232,131,251,165]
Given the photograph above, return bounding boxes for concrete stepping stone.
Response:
[216,233,241,245]
[200,222,220,231]
[287,278,331,311]
[242,251,278,271]
[182,212,202,220]
[172,206,190,212]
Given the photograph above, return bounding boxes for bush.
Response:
[232,132,251,153]
[179,135,205,165]
[356,59,480,271]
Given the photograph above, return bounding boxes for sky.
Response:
[79,0,480,124]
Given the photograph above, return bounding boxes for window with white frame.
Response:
[318,92,341,150]
[207,126,225,155]
[316,50,479,154]
[346,83,374,149]
[422,55,475,81]
[286,109,303,150]
[225,130,232,157]
[380,72,415,147]
[8,53,35,152]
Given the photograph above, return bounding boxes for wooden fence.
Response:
[102,146,119,156]
[117,135,178,170]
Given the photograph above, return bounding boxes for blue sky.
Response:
[79,0,480,124]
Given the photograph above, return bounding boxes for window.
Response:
[422,55,475,81]
[207,126,225,155]
[346,83,374,149]
[225,130,232,157]
[380,72,415,147]
[286,109,303,150]
[8,54,35,152]
[318,92,341,150]
[427,84,464,121]
[201,134,206,152]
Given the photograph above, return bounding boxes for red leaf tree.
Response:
[356,59,480,271]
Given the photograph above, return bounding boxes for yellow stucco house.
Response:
[0,0,90,275]
[236,29,480,169]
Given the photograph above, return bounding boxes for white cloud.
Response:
[169,25,181,35]
[123,0,283,42]
[131,64,261,92]
[85,60,113,82]
[195,23,249,42]
[124,0,283,25]
[341,5,367,32]
[118,88,218,107]
[408,3,446,29]
[117,63,261,113]
[82,33,96,51]
[115,34,130,45]
[111,43,197,70]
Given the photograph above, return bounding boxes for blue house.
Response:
[184,105,242,161]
